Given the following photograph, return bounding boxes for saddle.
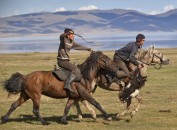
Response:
[52,65,80,81]
[103,63,133,87]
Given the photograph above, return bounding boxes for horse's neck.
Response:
[140,65,148,77]
[129,63,148,77]
[136,49,151,77]
[79,63,98,84]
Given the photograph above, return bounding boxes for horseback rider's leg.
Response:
[114,58,130,78]
[64,72,77,92]
[114,56,131,86]
[57,59,81,93]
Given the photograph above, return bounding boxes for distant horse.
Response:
[1,51,119,125]
[75,46,169,120]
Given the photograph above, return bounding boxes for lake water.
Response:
[0,33,177,53]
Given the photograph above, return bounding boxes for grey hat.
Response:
[64,28,74,34]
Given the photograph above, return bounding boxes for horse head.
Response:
[140,45,170,67]
[119,69,147,103]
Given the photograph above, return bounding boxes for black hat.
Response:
[64,28,74,34]
[136,34,145,40]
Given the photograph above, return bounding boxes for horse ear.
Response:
[152,44,155,50]
[148,45,155,56]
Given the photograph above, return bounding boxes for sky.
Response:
[0,0,177,17]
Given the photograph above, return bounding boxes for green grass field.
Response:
[0,48,177,130]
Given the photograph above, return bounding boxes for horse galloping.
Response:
[1,51,118,125]
[76,46,169,119]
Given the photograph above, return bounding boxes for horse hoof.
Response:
[130,112,135,118]
[42,121,50,125]
[78,115,83,121]
[1,116,8,124]
[61,117,68,125]
[115,113,119,118]
[92,114,97,120]
[106,116,112,121]
[115,113,122,118]
[92,116,97,120]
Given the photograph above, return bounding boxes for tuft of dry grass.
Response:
[0,48,177,130]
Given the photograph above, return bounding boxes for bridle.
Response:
[138,52,164,69]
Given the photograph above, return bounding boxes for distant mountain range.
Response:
[0,9,177,37]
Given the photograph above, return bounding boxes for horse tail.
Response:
[4,72,24,95]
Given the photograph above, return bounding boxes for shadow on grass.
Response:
[5,113,128,125]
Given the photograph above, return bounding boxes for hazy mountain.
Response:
[0,9,177,37]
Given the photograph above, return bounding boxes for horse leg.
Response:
[81,92,97,119]
[81,100,97,120]
[130,94,142,118]
[1,92,29,124]
[74,99,83,121]
[78,87,112,121]
[61,98,75,124]
[116,98,132,118]
[31,94,48,125]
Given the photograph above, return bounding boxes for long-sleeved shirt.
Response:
[115,42,141,66]
[57,33,90,60]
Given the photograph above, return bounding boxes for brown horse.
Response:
[75,46,169,120]
[1,51,119,125]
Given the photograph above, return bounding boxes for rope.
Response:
[75,34,93,43]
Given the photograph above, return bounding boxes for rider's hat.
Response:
[64,28,74,35]
[136,34,145,40]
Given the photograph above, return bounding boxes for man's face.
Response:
[68,34,74,40]
[139,39,145,45]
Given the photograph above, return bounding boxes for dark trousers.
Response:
[57,59,81,79]
[113,54,130,78]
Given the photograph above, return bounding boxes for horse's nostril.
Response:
[163,60,169,65]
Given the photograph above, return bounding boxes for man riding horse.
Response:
[114,34,145,86]
[57,28,92,93]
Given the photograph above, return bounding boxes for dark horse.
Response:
[1,51,119,125]
[118,68,147,103]
[75,46,170,119]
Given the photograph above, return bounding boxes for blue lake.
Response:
[0,33,177,53]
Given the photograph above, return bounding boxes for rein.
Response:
[138,53,164,70]
[75,34,93,43]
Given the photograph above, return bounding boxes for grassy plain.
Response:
[0,48,177,130]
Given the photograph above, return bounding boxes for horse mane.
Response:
[135,49,148,60]
[79,51,103,79]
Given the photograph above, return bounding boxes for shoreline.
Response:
[0,47,177,55]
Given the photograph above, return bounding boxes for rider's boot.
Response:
[64,73,76,93]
